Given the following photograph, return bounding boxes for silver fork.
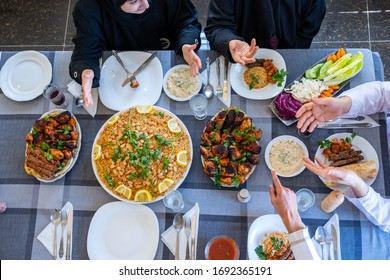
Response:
[215,57,223,98]
[58,210,67,259]
[324,225,334,260]
[184,216,192,260]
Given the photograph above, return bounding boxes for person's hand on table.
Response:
[303,156,369,198]
[269,169,305,233]
[228,38,259,65]
[81,69,94,106]
[182,43,202,76]
[295,96,352,132]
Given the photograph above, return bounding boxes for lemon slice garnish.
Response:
[176,150,188,167]
[107,115,119,126]
[136,105,154,114]
[134,189,153,202]
[158,178,175,193]
[167,118,181,133]
[115,184,132,199]
[93,144,102,160]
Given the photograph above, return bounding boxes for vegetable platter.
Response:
[268,48,364,126]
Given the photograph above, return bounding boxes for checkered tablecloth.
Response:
[0,49,389,260]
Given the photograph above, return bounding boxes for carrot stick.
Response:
[340,48,346,56]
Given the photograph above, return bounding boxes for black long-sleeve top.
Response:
[69,0,201,87]
[204,0,326,60]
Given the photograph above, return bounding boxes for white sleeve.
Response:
[345,186,390,233]
[339,81,390,117]
[288,228,321,260]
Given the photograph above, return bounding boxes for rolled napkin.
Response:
[161,203,199,260]
[37,201,74,260]
[200,55,231,107]
[67,80,99,117]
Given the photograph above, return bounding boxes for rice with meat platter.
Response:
[93,107,192,202]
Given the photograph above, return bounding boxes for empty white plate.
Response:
[87,202,159,260]
[0,51,52,101]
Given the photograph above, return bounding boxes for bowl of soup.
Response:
[205,235,240,260]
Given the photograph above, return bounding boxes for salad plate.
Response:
[230,49,286,100]
[99,51,163,111]
[0,51,52,101]
[87,202,159,260]
[269,49,364,126]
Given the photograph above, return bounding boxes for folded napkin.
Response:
[161,203,200,260]
[67,80,99,117]
[311,213,341,260]
[200,55,231,107]
[37,202,73,260]
[317,115,379,129]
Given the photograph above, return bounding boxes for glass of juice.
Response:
[43,83,68,108]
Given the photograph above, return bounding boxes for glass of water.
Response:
[163,189,184,212]
[189,94,207,120]
[296,188,315,212]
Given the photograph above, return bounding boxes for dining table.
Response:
[0,48,389,260]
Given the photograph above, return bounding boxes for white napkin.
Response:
[37,202,73,260]
[311,213,341,260]
[161,203,200,260]
[67,80,99,117]
[200,55,231,107]
[317,115,379,129]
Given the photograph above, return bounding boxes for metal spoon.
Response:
[75,90,84,107]
[203,57,214,99]
[315,226,327,260]
[173,213,184,260]
[50,209,61,258]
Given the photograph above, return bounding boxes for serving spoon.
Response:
[50,209,61,258]
[173,213,184,260]
[203,57,214,99]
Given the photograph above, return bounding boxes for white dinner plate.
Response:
[264,135,309,177]
[315,133,379,191]
[24,109,82,183]
[230,49,286,100]
[99,51,163,111]
[0,51,52,101]
[163,64,202,101]
[87,201,159,260]
[247,214,287,260]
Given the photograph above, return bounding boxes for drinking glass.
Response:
[189,94,207,120]
[297,128,313,138]
[163,189,184,212]
[43,83,68,108]
[296,188,316,212]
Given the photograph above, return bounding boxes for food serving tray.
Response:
[268,49,359,126]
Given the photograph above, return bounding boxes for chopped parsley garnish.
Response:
[254,245,267,260]
[272,69,288,87]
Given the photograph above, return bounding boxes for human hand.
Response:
[269,169,305,233]
[303,156,368,197]
[81,69,94,106]
[228,38,258,65]
[182,44,202,76]
[295,96,352,132]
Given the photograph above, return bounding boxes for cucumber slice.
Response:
[305,63,324,79]
[317,60,334,80]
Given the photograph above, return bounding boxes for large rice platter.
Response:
[92,106,192,204]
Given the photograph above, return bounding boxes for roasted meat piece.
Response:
[238,161,252,175]
[228,146,242,160]
[200,146,213,159]
[222,109,236,131]
[201,132,212,147]
[221,163,237,177]
[211,144,228,159]
[204,160,218,177]
[219,157,230,167]
[239,117,252,131]
[54,111,72,124]
[33,119,46,132]
[247,128,263,140]
[64,140,78,149]
[49,148,64,161]
[205,120,216,133]
[220,177,232,185]
[213,110,227,128]
[247,154,260,165]
[245,141,261,154]
[209,131,221,145]
[231,111,245,130]
[57,133,72,141]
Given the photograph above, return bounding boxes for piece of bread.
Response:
[325,160,378,187]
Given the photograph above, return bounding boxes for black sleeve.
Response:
[295,0,326,48]
[69,1,105,88]
[204,0,244,60]
[169,0,202,55]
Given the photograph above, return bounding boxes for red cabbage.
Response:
[274,91,303,120]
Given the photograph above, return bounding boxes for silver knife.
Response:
[331,224,339,260]
[65,208,73,260]
[122,52,157,87]
[318,122,372,128]
[223,57,229,101]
